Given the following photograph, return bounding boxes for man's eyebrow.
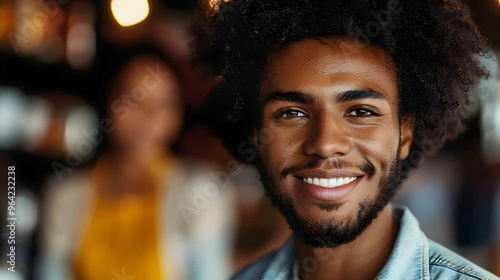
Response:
[336,89,388,103]
[263,91,315,105]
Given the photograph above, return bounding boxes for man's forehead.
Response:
[260,38,398,100]
[269,38,387,63]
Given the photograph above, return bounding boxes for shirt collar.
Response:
[262,238,296,280]
[375,205,430,280]
[261,205,430,280]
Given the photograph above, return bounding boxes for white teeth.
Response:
[328,178,336,186]
[303,176,358,188]
[319,178,328,187]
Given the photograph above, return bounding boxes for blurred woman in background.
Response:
[37,46,235,280]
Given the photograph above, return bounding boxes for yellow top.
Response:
[74,154,170,280]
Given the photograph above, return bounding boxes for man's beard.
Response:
[256,148,403,248]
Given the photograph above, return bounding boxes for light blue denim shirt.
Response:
[231,205,500,280]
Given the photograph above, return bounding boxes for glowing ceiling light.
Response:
[110,0,150,27]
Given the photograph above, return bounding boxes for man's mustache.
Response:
[280,158,375,180]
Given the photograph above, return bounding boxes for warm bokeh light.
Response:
[208,0,231,10]
[110,0,149,27]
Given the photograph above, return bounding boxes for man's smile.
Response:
[301,176,359,188]
[293,169,364,202]
[296,176,363,202]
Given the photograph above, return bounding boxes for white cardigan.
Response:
[36,158,235,280]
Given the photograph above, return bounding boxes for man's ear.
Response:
[253,127,260,158]
[400,115,415,160]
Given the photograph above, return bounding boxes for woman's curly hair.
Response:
[194,0,489,173]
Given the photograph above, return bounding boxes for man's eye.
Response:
[345,108,378,117]
[274,110,307,119]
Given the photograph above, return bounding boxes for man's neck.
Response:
[293,203,399,280]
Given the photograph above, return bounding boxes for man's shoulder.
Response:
[230,251,279,280]
[428,240,499,280]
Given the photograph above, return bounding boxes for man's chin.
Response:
[291,200,354,225]
[310,200,347,213]
[274,196,385,248]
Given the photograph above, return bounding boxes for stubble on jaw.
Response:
[255,146,403,248]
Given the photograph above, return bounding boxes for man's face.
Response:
[256,38,414,247]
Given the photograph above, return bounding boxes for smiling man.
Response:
[195,0,499,279]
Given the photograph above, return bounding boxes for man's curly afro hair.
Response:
[194,0,489,174]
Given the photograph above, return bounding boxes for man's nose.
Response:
[302,114,351,158]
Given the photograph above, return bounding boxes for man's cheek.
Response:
[268,160,282,183]
[259,149,277,178]
[261,139,282,163]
